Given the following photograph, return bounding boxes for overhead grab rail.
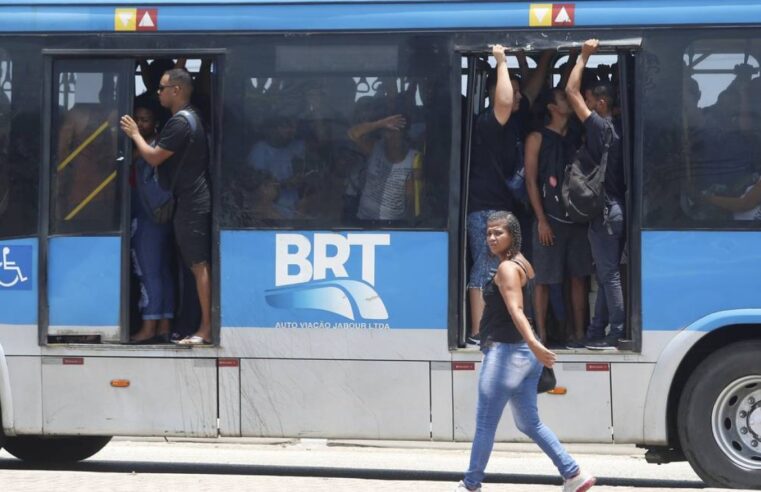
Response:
[455,36,643,55]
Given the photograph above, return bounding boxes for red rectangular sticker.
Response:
[63,357,84,365]
[136,8,158,31]
[552,4,575,26]
[453,362,475,371]
[586,363,610,372]
[218,358,239,368]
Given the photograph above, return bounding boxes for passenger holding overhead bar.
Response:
[565,39,626,351]
[466,45,551,347]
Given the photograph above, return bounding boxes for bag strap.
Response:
[167,108,199,193]
[597,118,613,182]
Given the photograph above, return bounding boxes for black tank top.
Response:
[479,259,535,344]
[538,127,575,222]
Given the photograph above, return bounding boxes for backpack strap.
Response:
[166,109,199,193]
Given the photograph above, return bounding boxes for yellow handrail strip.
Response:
[64,170,117,221]
[57,121,110,172]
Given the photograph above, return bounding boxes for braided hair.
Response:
[487,210,522,259]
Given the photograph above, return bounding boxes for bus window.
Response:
[50,62,123,234]
[220,38,452,230]
[0,44,41,239]
[643,33,761,228]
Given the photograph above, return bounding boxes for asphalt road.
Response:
[0,438,751,491]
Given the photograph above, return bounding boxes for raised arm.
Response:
[491,44,513,126]
[566,39,597,123]
[347,114,406,155]
[706,180,761,213]
[495,261,556,367]
[521,50,553,106]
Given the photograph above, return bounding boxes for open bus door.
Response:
[42,59,134,344]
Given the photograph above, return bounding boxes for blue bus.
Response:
[0,0,760,488]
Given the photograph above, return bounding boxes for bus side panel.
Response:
[218,359,241,437]
[220,230,451,361]
[453,362,613,442]
[610,362,654,443]
[41,357,216,436]
[240,359,430,439]
[431,361,454,440]
[5,356,42,434]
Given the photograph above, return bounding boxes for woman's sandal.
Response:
[174,335,211,346]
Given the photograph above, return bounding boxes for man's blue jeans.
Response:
[587,200,625,340]
[463,342,579,489]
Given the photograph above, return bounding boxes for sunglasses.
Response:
[157,84,177,93]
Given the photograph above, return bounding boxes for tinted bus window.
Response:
[50,61,123,234]
[0,42,41,238]
[643,30,761,228]
[221,36,452,230]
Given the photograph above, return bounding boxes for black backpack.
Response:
[561,123,612,223]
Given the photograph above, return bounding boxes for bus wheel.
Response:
[2,435,111,463]
[678,340,761,489]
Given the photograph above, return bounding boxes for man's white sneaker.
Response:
[455,480,481,491]
[563,470,596,492]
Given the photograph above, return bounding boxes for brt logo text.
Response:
[267,233,391,322]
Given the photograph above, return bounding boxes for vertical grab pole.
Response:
[458,56,478,347]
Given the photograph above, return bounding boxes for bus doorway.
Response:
[457,39,640,352]
[42,56,219,345]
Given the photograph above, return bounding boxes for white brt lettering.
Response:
[275,233,390,287]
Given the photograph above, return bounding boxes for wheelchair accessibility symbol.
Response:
[0,245,32,290]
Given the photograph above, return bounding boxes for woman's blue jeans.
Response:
[464,342,579,489]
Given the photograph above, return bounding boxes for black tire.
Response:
[677,340,761,489]
[2,435,111,463]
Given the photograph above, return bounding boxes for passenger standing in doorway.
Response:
[467,47,551,347]
[129,96,174,343]
[455,211,595,492]
[120,68,212,346]
[524,88,593,347]
[565,39,626,350]
[466,45,515,347]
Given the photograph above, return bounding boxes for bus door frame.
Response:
[38,48,226,346]
[454,51,492,348]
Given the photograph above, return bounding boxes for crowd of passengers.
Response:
[226,77,429,225]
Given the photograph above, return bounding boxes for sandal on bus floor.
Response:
[174,335,211,346]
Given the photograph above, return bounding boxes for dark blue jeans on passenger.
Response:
[587,199,624,340]
[131,213,174,321]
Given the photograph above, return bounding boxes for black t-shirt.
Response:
[584,112,625,202]
[468,100,530,213]
[157,105,209,198]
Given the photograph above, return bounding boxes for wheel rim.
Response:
[712,375,761,470]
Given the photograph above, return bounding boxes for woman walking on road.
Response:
[456,211,595,492]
